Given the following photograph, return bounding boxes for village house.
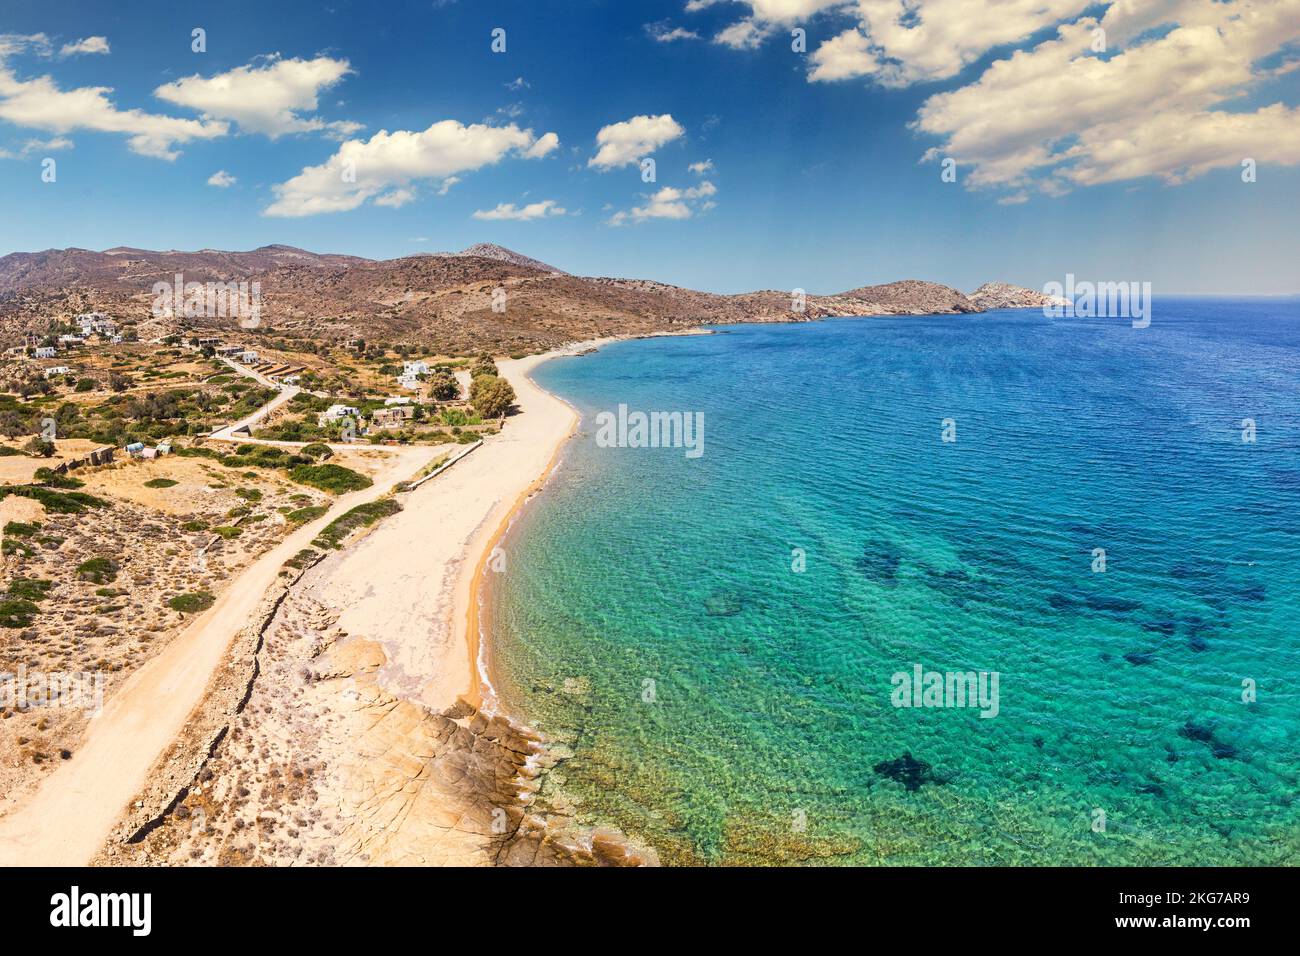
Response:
[43,365,72,378]
[58,334,85,347]
[371,405,415,428]
[236,349,259,363]
[34,346,57,359]
[319,404,360,425]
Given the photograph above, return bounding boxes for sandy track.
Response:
[0,439,436,866]
[0,344,590,866]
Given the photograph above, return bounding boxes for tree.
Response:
[469,374,515,419]
[470,354,498,378]
[426,369,460,401]
[23,436,55,458]
[108,372,131,392]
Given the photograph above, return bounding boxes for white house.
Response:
[43,365,72,378]
[383,396,412,406]
[236,350,259,363]
[58,335,85,346]
[402,360,430,376]
[320,404,360,425]
[34,346,56,359]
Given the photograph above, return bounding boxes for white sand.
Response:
[0,343,592,865]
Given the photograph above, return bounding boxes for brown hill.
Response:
[0,244,1046,354]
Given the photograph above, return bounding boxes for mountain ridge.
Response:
[0,243,1065,354]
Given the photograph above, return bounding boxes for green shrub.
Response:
[76,556,119,584]
[181,519,209,532]
[8,579,53,602]
[289,463,372,494]
[144,478,178,488]
[3,521,40,538]
[168,591,215,614]
[34,468,84,489]
[235,487,262,502]
[0,599,39,628]
[0,485,108,514]
[313,498,401,549]
[300,443,333,460]
[212,526,242,539]
[286,505,329,524]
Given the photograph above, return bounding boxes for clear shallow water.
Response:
[488,301,1300,865]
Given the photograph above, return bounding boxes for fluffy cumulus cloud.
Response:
[608,180,717,225]
[155,55,360,138]
[264,120,560,217]
[913,0,1300,197]
[0,33,226,159]
[701,1,1092,84]
[60,36,110,57]
[207,169,236,187]
[589,113,685,169]
[473,199,567,221]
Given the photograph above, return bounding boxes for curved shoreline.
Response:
[464,343,607,712]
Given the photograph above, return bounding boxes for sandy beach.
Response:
[0,341,627,867]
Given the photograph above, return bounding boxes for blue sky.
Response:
[1,0,1297,294]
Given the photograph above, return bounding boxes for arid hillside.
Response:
[0,243,1059,354]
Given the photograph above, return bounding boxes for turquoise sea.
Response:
[486,300,1300,865]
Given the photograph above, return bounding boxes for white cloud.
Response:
[155,55,359,138]
[589,113,684,169]
[0,33,226,159]
[608,180,717,225]
[506,76,529,91]
[808,29,879,82]
[437,175,461,195]
[473,199,567,221]
[207,169,236,187]
[913,0,1300,196]
[714,19,774,49]
[60,36,110,57]
[647,22,701,42]
[688,159,714,174]
[264,120,560,217]
[705,1,1094,86]
[524,130,560,159]
[0,134,72,159]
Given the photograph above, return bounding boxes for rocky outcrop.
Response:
[968,281,1072,311]
[838,279,980,314]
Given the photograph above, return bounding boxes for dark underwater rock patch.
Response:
[1123,650,1156,666]
[1140,620,1176,636]
[873,752,940,792]
[855,544,903,584]
[1179,720,1240,760]
[703,590,743,617]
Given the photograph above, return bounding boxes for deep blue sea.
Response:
[487,299,1300,865]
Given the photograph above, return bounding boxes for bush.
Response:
[182,519,209,532]
[0,484,107,513]
[286,505,329,524]
[76,557,120,584]
[469,374,516,419]
[168,592,215,614]
[0,599,39,628]
[313,498,402,549]
[300,443,333,461]
[144,478,178,489]
[34,468,84,489]
[75,379,97,392]
[212,526,242,539]
[8,579,53,602]
[24,436,55,458]
[289,463,372,494]
[235,487,263,502]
